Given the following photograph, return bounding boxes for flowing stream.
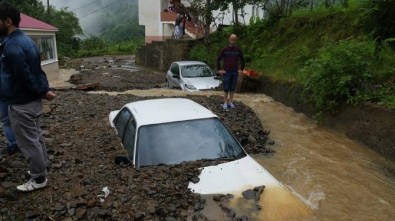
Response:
[239,93,395,221]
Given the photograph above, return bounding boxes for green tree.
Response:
[252,0,310,18]
[211,0,248,27]
[6,0,46,19]
[188,0,214,45]
[48,7,83,57]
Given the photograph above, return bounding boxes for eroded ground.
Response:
[0,56,274,220]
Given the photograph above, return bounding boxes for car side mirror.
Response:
[172,73,180,79]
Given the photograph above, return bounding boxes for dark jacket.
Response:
[0,29,49,104]
[216,45,245,71]
[175,16,183,26]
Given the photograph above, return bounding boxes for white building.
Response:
[138,0,264,44]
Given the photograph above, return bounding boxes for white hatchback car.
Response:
[108,98,287,195]
[166,61,222,91]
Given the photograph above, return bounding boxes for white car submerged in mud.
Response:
[109,98,310,220]
[109,98,283,193]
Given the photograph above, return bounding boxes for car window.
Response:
[122,116,137,160]
[171,64,180,76]
[136,118,244,167]
[114,108,132,139]
[181,65,215,78]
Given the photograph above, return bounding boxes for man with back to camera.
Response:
[0,1,56,192]
[217,34,245,111]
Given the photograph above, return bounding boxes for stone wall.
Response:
[136,39,197,71]
[135,40,395,161]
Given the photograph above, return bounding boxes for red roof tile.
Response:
[20,13,58,31]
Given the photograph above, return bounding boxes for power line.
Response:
[78,0,123,19]
[70,0,99,12]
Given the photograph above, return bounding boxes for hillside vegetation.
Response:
[190,1,395,118]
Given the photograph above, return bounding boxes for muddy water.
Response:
[240,94,395,221]
[93,89,395,221]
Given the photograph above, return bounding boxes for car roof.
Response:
[172,61,207,66]
[123,98,217,126]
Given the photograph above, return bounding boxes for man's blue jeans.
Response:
[0,101,17,148]
[223,70,238,92]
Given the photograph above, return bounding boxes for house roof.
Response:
[20,13,58,31]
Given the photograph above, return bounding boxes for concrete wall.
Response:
[139,0,161,43]
[163,23,174,38]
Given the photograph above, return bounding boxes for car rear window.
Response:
[136,118,244,167]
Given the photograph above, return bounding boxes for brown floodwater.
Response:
[98,89,395,221]
[239,93,395,221]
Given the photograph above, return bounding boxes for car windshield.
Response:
[181,64,215,78]
[136,118,245,167]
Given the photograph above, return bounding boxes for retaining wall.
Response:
[136,38,197,71]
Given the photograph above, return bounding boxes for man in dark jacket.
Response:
[0,37,17,155]
[217,34,245,110]
[0,1,56,192]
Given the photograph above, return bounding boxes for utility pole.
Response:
[47,0,50,20]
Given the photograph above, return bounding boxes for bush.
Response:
[363,0,395,42]
[189,45,211,64]
[300,39,375,116]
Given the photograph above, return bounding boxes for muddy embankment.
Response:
[238,75,395,161]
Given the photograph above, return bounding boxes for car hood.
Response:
[188,155,284,195]
[183,77,221,90]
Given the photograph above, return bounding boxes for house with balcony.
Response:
[20,13,59,78]
[138,0,265,44]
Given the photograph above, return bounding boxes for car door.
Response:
[113,108,131,139]
[122,115,137,163]
[169,63,181,89]
[113,108,136,160]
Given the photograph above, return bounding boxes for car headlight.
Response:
[185,84,197,90]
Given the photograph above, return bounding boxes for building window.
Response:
[30,36,56,62]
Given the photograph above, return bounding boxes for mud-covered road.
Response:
[0,55,275,220]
